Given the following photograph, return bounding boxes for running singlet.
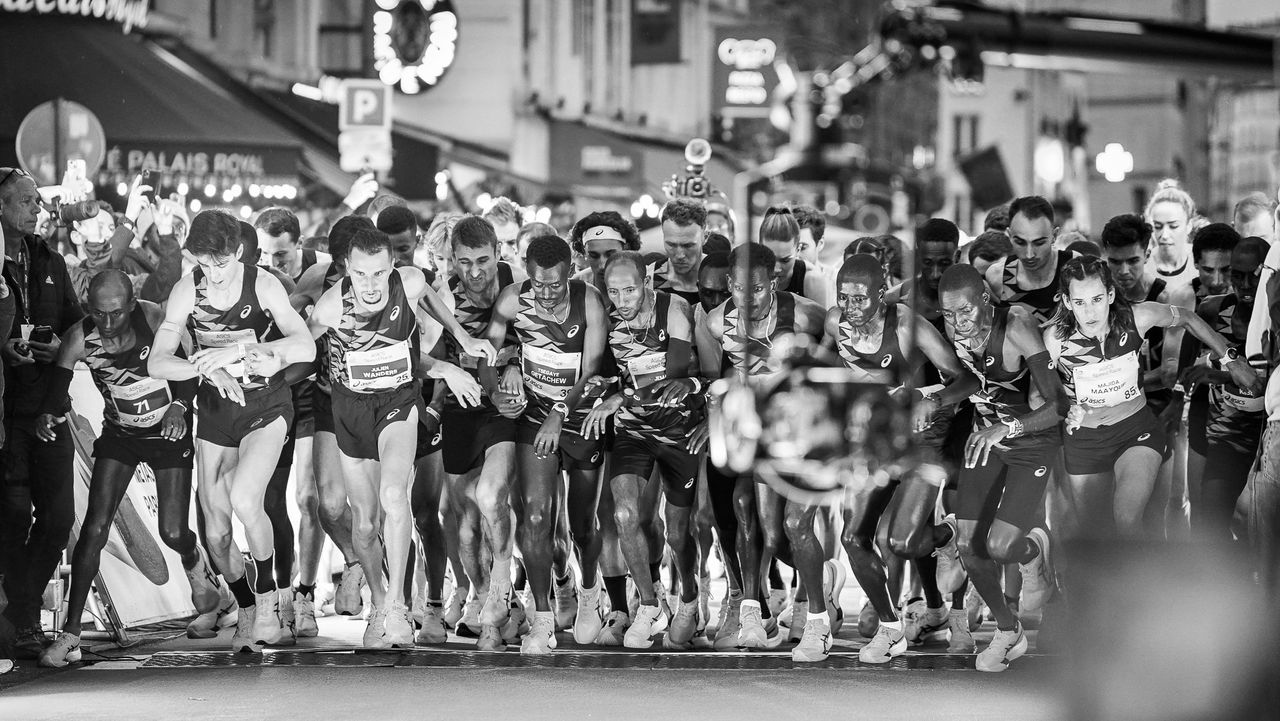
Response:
[721,292,805,381]
[1200,293,1266,454]
[648,258,702,308]
[327,271,418,393]
[953,306,1041,433]
[296,248,320,283]
[835,304,910,386]
[514,279,590,429]
[782,260,809,298]
[446,262,518,409]
[188,264,277,389]
[313,261,346,395]
[999,251,1069,324]
[84,306,175,434]
[608,291,697,443]
[1051,313,1145,408]
[1139,279,1175,415]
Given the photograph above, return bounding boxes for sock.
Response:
[331,571,343,586]
[295,583,316,599]
[228,575,256,608]
[808,611,827,624]
[881,618,903,631]
[427,600,443,608]
[554,573,572,589]
[648,562,662,587]
[603,575,629,614]
[253,556,275,594]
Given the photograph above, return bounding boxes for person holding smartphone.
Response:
[0,167,85,659]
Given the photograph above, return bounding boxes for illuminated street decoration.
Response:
[372,0,459,95]
[1095,142,1133,183]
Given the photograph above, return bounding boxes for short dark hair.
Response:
[368,194,407,218]
[1009,195,1055,225]
[983,204,1011,232]
[238,221,260,263]
[451,215,498,252]
[1100,214,1152,251]
[328,215,376,264]
[792,205,826,242]
[967,230,1013,264]
[938,263,988,298]
[186,210,243,258]
[837,253,885,291]
[1236,236,1268,264]
[758,206,799,245]
[88,268,135,304]
[604,250,647,281]
[526,234,573,271]
[1066,239,1103,257]
[254,207,300,243]
[348,227,393,260]
[376,206,418,235]
[661,198,707,228]
[1191,222,1241,263]
[569,211,641,251]
[918,218,959,247]
[699,251,730,276]
[844,236,883,261]
[703,232,732,256]
[729,241,775,278]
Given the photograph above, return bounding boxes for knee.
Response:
[613,502,640,532]
[841,529,874,557]
[985,535,1021,564]
[78,516,113,550]
[157,522,191,551]
[522,504,552,536]
[664,521,690,552]
[760,524,783,554]
[782,512,810,544]
[229,488,265,521]
[351,515,378,543]
[887,533,926,560]
[732,495,755,526]
[475,489,507,521]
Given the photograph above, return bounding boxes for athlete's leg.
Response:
[1113,446,1162,537]
[755,484,787,611]
[61,459,136,636]
[515,444,560,613]
[196,441,246,583]
[263,460,294,590]
[841,483,898,622]
[475,441,516,602]
[447,469,484,595]
[411,451,448,602]
[376,409,419,617]
[692,463,716,579]
[294,436,326,588]
[341,454,387,608]
[566,466,604,589]
[229,420,290,586]
[155,467,200,565]
[733,476,762,606]
[313,431,357,561]
[782,501,824,616]
[612,471,654,602]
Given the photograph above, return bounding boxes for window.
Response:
[319,0,366,76]
[952,114,979,156]
[254,0,276,59]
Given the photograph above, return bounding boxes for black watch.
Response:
[1223,347,1241,363]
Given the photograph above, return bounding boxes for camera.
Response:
[55,200,101,224]
[663,138,719,200]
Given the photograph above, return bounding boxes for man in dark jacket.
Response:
[0,168,85,657]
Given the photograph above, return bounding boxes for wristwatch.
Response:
[1222,347,1241,363]
[552,401,570,417]
[1001,418,1023,439]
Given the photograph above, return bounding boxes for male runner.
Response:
[569,211,641,297]
[483,197,524,268]
[483,234,609,654]
[37,271,218,667]
[984,196,1075,325]
[256,207,332,281]
[650,198,707,307]
[149,210,315,652]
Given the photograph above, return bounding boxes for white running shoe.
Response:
[554,573,578,631]
[712,593,743,650]
[443,587,466,628]
[858,623,907,663]
[976,623,1028,672]
[736,602,769,649]
[276,591,297,646]
[363,605,390,649]
[597,611,630,646]
[624,604,662,649]
[652,580,673,633]
[481,582,512,628]
[664,599,699,650]
[416,603,448,645]
[38,632,82,668]
[293,591,319,638]
[188,587,238,640]
[476,624,505,651]
[231,605,260,654]
[767,588,788,619]
[858,600,879,638]
[500,595,530,644]
[335,563,367,616]
[384,600,414,647]
[903,599,948,644]
[947,608,975,654]
[1019,528,1055,613]
[965,584,985,632]
[786,601,806,642]
[823,559,847,633]
[185,547,222,615]
[458,598,483,638]
[573,583,605,644]
[934,515,966,595]
[252,590,283,646]
[698,574,712,631]
[791,618,832,663]
[520,612,555,655]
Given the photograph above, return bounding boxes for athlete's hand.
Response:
[964,423,1008,469]
[422,408,443,445]
[499,364,524,395]
[27,334,60,364]
[205,368,246,406]
[190,345,245,376]
[438,362,482,408]
[458,336,497,365]
[159,405,188,441]
[1180,365,1229,394]
[534,413,563,459]
[912,395,939,433]
[35,413,66,442]
[583,395,623,440]
[492,389,527,419]
[687,420,710,455]
[1225,358,1264,396]
[244,346,284,378]
[1065,404,1087,436]
[645,378,697,407]
[1,338,35,366]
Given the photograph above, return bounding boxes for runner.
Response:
[255,207,332,281]
[148,209,316,652]
[984,196,1075,325]
[756,206,829,305]
[650,198,707,307]
[1144,180,1200,288]
[569,211,641,297]
[582,251,703,649]
[934,264,1068,672]
[483,197,524,268]
[482,234,610,654]
[37,271,218,667]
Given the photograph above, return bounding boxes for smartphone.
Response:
[141,170,158,204]
[30,325,53,345]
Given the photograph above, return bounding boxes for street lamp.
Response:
[1095,142,1133,183]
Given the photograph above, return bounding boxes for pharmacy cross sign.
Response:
[1095,143,1133,183]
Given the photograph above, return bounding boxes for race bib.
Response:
[522,343,580,400]
[346,339,413,392]
[1221,387,1265,413]
[1072,351,1141,408]
[460,344,517,372]
[195,328,257,380]
[625,353,667,389]
[107,378,173,428]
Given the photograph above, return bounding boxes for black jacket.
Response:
[4,234,84,416]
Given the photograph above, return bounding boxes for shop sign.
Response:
[0,0,150,34]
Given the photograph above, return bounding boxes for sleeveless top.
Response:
[999,251,1068,324]
[446,262,518,410]
[326,271,419,393]
[1138,278,1177,415]
[85,305,181,435]
[782,259,809,298]
[188,264,277,389]
[721,292,801,380]
[648,257,702,308]
[1200,293,1266,454]
[608,292,697,443]
[514,279,590,430]
[1051,311,1145,409]
[953,307,1038,433]
[835,305,910,386]
[312,261,346,395]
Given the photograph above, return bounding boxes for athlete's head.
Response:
[1233,191,1277,244]
[604,251,651,321]
[86,269,136,340]
[1100,214,1153,293]
[346,228,395,306]
[187,210,245,290]
[367,194,407,224]
[1051,256,1133,344]
[697,252,731,312]
[728,242,777,322]
[512,222,555,272]
[937,264,993,342]
[254,207,302,277]
[918,218,959,296]
[836,254,887,327]
[1007,195,1057,272]
[526,234,574,309]
[1192,223,1240,296]
[758,206,801,283]
[451,215,501,294]
[844,236,884,264]
[375,206,420,268]
[571,211,641,283]
[424,213,462,278]
[328,214,375,271]
[703,232,732,256]
[1065,238,1102,258]
[966,230,1013,276]
[983,204,1011,232]
[1231,236,1268,305]
[1145,179,1195,262]
[705,200,736,238]
[793,205,826,267]
[661,198,706,277]
[482,197,523,265]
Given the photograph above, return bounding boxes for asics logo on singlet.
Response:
[183,450,192,458]
[658,330,667,342]
[1120,332,1129,346]
[387,408,402,421]
[567,324,581,338]
[683,478,695,489]
[240,305,253,319]
[590,452,600,464]
[139,345,151,360]
[1137,432,1151,442]
[390,305,401,321]
[880,355,892,368]
[986,357,995,367]
[250,418,264,428]
[1034,467,1047,477]
[432,433,442,445]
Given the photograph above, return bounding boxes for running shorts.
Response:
[611,432,700,508]
[196,379,294,449]
[1064,406,1167,475]
[332,381,421,461]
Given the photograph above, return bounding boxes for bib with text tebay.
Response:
[522,344,580,400]
[346,339,413,392]
[1072,350,1141,408]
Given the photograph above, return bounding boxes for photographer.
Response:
[0,167,85,658]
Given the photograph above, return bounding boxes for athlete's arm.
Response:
[290,260,332,315]
[244,272,317,368]
[34,319,86,440]
[481,285,526,416]
[1135,301,1261,394]
[643,294,699,407]
[419,335,482,408]
[695,303,725,381]
[792,294,828,343]
[910,310,980,409]
[415,271,497,364]
[563,286,608,413]
[1154,283,1196,391]
[148,276,244,405]
[142,300,198,409]
[1006,307,1068,433]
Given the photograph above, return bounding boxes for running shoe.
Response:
[858,623,907,663]
[231,605,260,653]
[187,587,238,639]
[858,600,879,638]
[573,583,605,644]
[787,600,807,643]
[362,605,390,649]
[624,604,662,649]
[38,632,81,668]
[652,579,673,633]
[252,590,283,646]
[185,547,222,615]
[1019,528,1055,613]
[597,611,630,646]
[520,612,555,655]
[903,599,948,644]
[384,600,414,647]
[791,618,832,663]
[481,582,513,628]
[13,625,49,658]
[335,562,366,616]
[767,588,788,619]
[698,573,712,631]
[415,603,448,645]
[664,599,699,650]
[965,583,985,632]
[736,601,772,649]
[276,591,297,646]
[934,515,966,594]
[554,572,578,631]
[293,591,319,638]
[712,592,743,650]
[976,623,1028,672]
[458,597,483,638]
[443,586,466,628]
[946,608,975,654]
[476,624,505,651]
[500,595,530,644]
[823,559,848,633]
